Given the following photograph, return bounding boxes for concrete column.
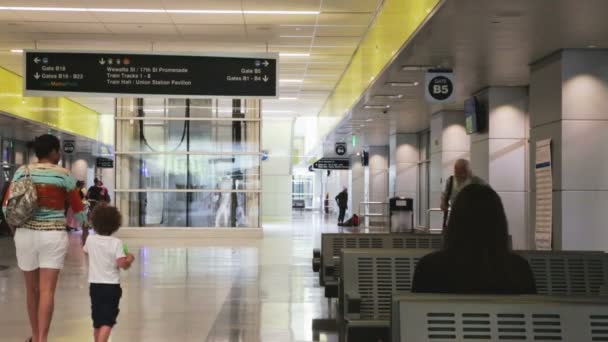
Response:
[389,133,419,223]
[430,111,469,229]
[349,153,364,214]
[530,49,608,251]
[389,133,419,199]
[470,87,529,249]
[368,146,389,203]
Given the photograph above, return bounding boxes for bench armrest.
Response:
[345,291,362,320]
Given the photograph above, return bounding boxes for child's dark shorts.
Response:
[90,283,122,328]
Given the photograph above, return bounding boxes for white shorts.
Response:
[14,229,69,271]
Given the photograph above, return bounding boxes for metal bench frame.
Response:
[392,294,608,341]
[312,233,443,298]
[339,249,608,335]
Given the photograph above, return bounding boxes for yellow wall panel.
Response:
[0,67,106,143]
[316,0,442,146]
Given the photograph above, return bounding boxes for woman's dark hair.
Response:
[76,180,85,188]
[30,134,61,159]
[91,204,122,236]
[444,184,510,256]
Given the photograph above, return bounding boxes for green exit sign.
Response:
[352,135,357,147]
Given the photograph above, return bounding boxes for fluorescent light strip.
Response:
[279,35,314,38]
[401,65,435,71]
[374,94,404,100]
[280,79,304,83]
[279,97,298,100]
[364,105,390,109]
[387,82,419,87]
[0,6,319,15]
[10,49,23,53]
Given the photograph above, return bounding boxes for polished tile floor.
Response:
[0,212,345,342]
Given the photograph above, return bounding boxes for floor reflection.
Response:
[0,211,343,342]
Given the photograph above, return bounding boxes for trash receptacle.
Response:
[389,197,414,233]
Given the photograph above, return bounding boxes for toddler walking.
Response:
[83,205,134,342]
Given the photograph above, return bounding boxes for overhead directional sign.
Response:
[24,51,278,98]
[313,158,350,170]
[96,158,114,169]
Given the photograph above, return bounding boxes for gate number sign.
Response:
[425,72,455,103]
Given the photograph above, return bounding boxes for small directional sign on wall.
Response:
[24,51,278,98]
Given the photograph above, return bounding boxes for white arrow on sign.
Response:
[34,73,40,80]
[34,57,41,64]
[262,75,269,82]
[263,60,269,67]
[99,58,106,65]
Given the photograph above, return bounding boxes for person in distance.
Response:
[413,184,536,294]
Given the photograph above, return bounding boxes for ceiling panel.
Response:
[85,0,165,8]
[310,46,356,55]
[313,36,360,46]
[317,13,373,26]
[244,14,318,26]
[275,25,316,36]
[93,12,174,24]
[169,13,244,25]
[243,0,321,11]
[0,9,22,21]
[315,25,368,37]
[176,24,246,38]
[322,0,381,12]
[0,22,41,34]
[104,23,179,35]
[160,0,242,10]
[33,22,109,34]
[12,10,99,23]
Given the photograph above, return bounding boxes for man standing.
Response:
[335,187,348,225]
[440,159,486,228]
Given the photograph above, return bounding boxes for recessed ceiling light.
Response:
[364,105,390,109]
[279,53,310,57]
[401,65,434,71]
[10,49,23,53]
[280,79,303,83]
[374,94,404,100]
[387,82,418,87]
[0,6,320,15]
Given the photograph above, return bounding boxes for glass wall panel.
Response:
[116,192,259,228]
[116,154,261,191]
[116,98,261,228]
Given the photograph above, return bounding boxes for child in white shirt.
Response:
[83,204,134,342]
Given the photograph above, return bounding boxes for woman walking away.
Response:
[2,134,86,342]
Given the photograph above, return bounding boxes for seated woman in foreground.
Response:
[412,184,536,294]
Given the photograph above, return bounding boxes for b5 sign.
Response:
[425,72,455,103]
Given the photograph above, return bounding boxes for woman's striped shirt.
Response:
[2,163,86,231]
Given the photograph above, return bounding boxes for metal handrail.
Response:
[358,201,389,228]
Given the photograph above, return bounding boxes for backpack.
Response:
[352,214,360,227]
[5,166,38,227]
